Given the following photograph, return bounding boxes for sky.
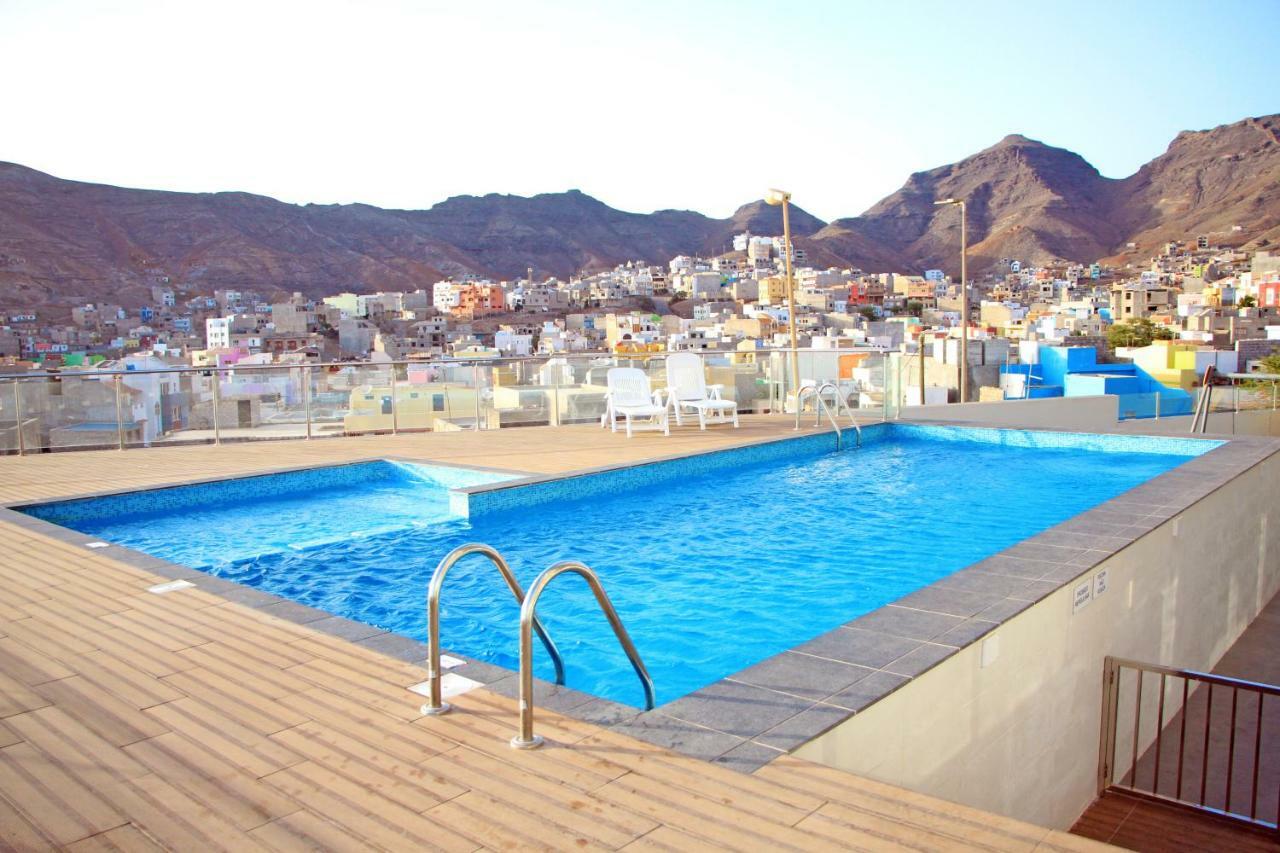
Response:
[1,0,1277,222]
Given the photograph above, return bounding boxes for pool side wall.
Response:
[792,447,1280,830]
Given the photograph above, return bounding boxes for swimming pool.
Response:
[20,424,1219,707]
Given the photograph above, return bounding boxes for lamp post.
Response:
[765,188,800,403]
[934,198,968,402]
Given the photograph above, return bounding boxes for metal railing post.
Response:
[550,367,560,427]
[303,366,313,440]
[114,375,125,451]
[472,363,482,431]
[389,365,399,435]
[211,371,222,446]
[13,381,25,456]
[1098,656,1120,794]
[1155,391,1161,420]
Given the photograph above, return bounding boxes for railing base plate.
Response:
[420,702,452,716]
[510,734,544,750]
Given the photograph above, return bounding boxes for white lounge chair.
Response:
[663,352,739,430]
[604,367,669,437]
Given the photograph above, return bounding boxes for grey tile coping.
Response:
[825,671,912,712]
[892,585,1005,618]
[730,652,875,702]
[305,615,386,642]
[660,678,816,737]
[3,422,1275,773]
[751,702,850,751]
[609,712,747,761]
[934,618,999,649]
[712,740,785,773]
[793,626,921,668]
[255,600,332,625]
[845,605,965,641]
[882,643,958,678]
[355,632,429,663]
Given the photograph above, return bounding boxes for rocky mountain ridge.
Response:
[1,113,1277,308]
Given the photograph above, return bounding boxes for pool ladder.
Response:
[795,381,862,449]
[421,543,655,749]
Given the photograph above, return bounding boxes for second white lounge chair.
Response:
[604,367,669,437]
[664,352,739,430]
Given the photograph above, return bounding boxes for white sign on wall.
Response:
[1072,579,1094,614]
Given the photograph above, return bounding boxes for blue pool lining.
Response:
[450,422,1223,519]
[10,457,525,524]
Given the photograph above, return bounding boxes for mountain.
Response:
[811,115,1280,277]
[0,164,826,309]
[1,113,1278,308]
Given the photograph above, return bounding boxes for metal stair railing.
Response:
[1098,655,1280,834]
[421,543,564,716]
[511,560,654,749]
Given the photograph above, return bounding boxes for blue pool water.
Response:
[23,426,1215,707]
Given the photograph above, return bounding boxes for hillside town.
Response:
[2,228,1280,449]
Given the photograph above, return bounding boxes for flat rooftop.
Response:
[0,416,1115,849]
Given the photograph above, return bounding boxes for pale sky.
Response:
[2,0,1276,222]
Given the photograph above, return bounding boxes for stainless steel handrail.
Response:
[793,384,845,450]
[816,380,862,447]
[511,560,654,749]
[421,543,564,716]
[0,345,888,381]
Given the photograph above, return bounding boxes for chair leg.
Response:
[625,413,634,438]
[698,408,706,430]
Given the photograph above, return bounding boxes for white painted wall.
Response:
[900,395,1119,431]
[794,452,1280,830]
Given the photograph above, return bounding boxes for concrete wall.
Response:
[899,395,1119,431]
[903,396,1280,437]
[793,451,1280,830]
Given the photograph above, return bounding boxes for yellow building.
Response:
[342,383,490,432]
[1122,340,1209,390]
[757,276,788,305]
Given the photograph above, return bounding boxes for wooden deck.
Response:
[0,419,1112,850]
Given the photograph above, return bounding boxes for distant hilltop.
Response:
[1,113,1278,307]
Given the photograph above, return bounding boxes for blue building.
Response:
[1001,346,1193,419]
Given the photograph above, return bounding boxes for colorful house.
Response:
[1000,345,1193,419]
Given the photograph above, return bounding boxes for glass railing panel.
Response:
[554,354,612,426]
[489,356,554,428]
[29,374,126,451]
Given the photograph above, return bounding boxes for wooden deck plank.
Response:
[0,741,128,845]
[267,721,468,812]
[143,697,304,779]
[62,822,169,852]
[248,809,385,853]
[260,760,473,852]
[33,675,168,747]
[123,731,301,832]
[96,772,272,853]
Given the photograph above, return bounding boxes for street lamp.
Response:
[934,197,969,402]
[765,188,800,403]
